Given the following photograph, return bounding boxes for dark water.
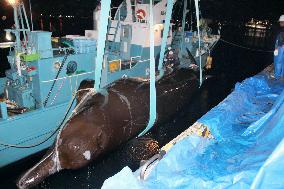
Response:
[0,23,273,188]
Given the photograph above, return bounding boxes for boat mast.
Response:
[7,0,30,51]
[28,0,34,31]
[5,0,31,76]
[11,0,21,51]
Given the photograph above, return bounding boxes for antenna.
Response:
[28,0,34,31]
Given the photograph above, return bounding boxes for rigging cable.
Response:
[190,0,193,31]
[28,0,34,31]
[0,94,75,148]
[219,38,274,53]
[180,0,187,57]
[0,88,92,149]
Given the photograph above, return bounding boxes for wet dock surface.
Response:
[0,26,273,188]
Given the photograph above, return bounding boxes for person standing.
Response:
[274,15,284,79]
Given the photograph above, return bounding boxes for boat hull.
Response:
[0,102,71,168]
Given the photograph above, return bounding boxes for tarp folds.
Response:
[102,68,284,189]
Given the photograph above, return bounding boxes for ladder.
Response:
[107,24,120,56]
[107,14,121,56]
[107,20,120,42]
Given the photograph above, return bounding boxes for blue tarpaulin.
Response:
[102,68,284,189]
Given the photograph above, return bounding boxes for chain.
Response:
[43,49,70,107]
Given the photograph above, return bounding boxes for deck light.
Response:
[7,0,19,6]
[5,31,12,41]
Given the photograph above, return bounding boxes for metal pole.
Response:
[13,5,21,51]
[22,3,31,31]
[29,0,34,31]
[180,0,188,57]
[139,0,156,136]
[194,0,202,86]
[94,1,111,92]
[18,5,27,48]
[190,0,193,31]
[157,0,174,79]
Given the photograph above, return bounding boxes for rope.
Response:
[0,88,92,149]
[43,50,70,107]
[0,96,76,148]
[219,38,274,53]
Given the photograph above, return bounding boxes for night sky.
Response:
[201,0,284,22]
[0,0,284,22]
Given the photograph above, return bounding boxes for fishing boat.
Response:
[0,0,219,168]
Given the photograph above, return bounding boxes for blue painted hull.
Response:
[0,54,151,168]
[0,102,71,167]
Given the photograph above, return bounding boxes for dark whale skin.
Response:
[17,68,199,189]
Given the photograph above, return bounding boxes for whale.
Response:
[17,68,199,189]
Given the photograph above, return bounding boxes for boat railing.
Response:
[35,47,74,57]
[130,56,141,69]
[34,45,97,58]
